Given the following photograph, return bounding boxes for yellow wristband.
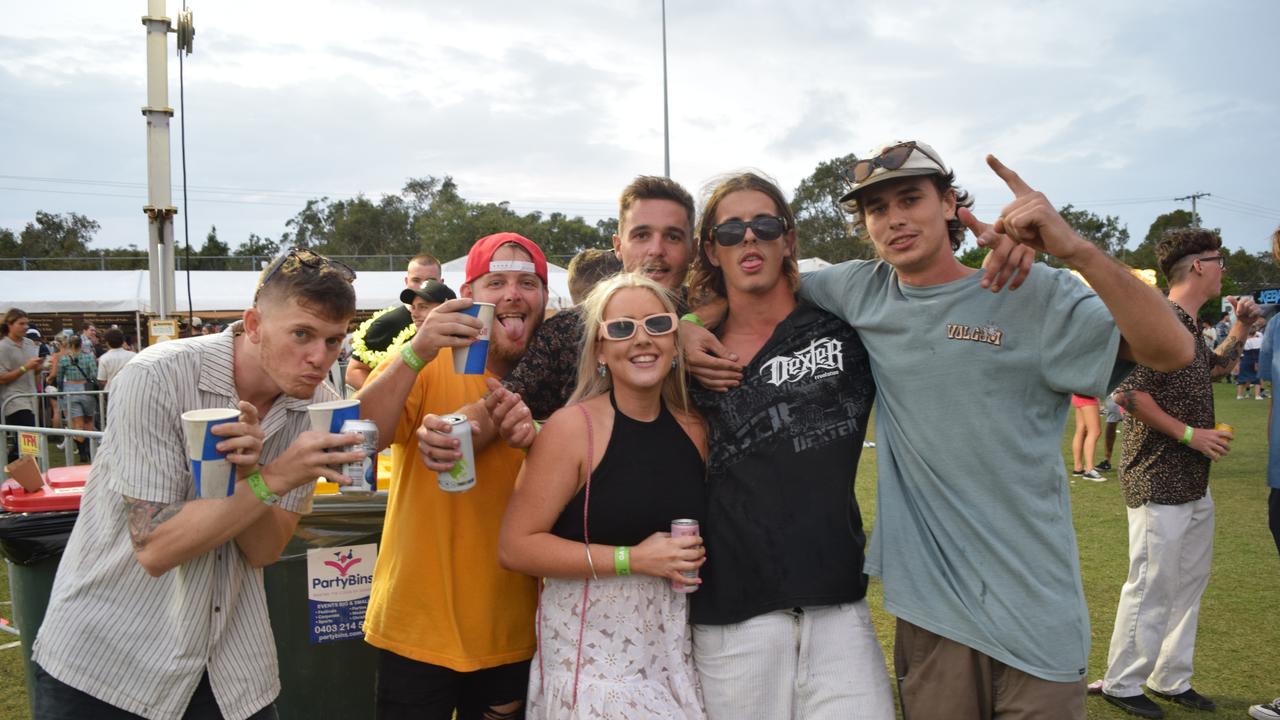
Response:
[680,313,705,329]
[1180,425,1194,445]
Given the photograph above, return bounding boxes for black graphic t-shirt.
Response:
[690,301,875,625]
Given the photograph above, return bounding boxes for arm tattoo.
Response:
[124,496,187,550]
[1213,335,1241,369]
[1114,390,1139,413]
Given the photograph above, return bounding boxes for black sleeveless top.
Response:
[550,392,707,547]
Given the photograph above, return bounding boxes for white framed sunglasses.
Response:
[600,313,678,341]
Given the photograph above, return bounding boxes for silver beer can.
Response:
[437,414,476,493]
[671,518,700,593]
[339,419,378,494]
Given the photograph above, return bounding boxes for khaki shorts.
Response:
[895,619,1085,720]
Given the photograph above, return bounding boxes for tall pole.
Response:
[661,0,670,178]
[143,0,177,318]
[1174,192,1211,227]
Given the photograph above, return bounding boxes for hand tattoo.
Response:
[1213,336,1241,369]
[1114,390,1139,412]
[125,496,187,550]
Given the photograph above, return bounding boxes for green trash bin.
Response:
[264,492,388,720]
[0,508,79,719]
[1,492,388,720]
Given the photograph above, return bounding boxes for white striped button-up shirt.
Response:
[33,325,328,720]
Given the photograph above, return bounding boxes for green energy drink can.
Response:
[438,414,476,493]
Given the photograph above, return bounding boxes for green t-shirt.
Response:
[800,260,1127,682]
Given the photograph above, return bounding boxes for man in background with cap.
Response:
[346,254,443,390]
[1096,228,1257,718]
[357,232,548,719]
[691,140,1193,719]
[401,278,457,330]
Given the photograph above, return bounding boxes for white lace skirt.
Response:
[527,574,706,720]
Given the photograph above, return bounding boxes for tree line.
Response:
[4,158,1277,306]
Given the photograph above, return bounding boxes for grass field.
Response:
[1,382,1275,718]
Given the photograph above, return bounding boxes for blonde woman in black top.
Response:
[500,272,709,719]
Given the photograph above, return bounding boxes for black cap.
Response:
[400,279,457,305]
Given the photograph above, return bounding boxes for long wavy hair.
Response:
[688,171,799,308]
[567,272,691,416]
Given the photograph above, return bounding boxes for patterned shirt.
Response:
[502,307,584,420]
[504,288,689,420]
[1116,301,1222,508]
[33,325,326,720]
[57,351,98,385]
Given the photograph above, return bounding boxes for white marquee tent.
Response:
[1,264,572,315]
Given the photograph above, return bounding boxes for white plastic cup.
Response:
[307,398,360,434]
[181,408,241,499]
[452,302,496,375]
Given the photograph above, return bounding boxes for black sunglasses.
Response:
[254,248,356,302]
[1197,255,1226,269]
[602,313,678,341]
[711,216,789,247]
[839,141,945,186]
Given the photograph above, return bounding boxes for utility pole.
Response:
[1174,192,1211,227]
[661,0,670,178]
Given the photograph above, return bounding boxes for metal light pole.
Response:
[143,0,177,318]
[661,0,670,178]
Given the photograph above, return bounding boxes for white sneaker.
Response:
[1081,469,1106,482]
[1250,698,1280,720]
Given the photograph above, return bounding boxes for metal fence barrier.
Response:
[2,390,107,472]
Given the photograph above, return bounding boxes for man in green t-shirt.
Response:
[691,140,1195,720]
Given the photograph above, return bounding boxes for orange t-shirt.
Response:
[362,348,537,671]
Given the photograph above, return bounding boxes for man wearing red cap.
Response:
[357,233,548,719]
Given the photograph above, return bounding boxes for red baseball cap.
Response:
[464,232,548,287]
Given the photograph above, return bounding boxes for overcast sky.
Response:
[3,0,1279,261]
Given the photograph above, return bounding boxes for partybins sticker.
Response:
[307,543,377,643]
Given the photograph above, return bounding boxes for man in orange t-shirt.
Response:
[358,233,548,719]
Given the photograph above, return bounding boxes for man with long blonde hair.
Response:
[685,171,892,719]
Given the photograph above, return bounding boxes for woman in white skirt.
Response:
[499,272,708,719]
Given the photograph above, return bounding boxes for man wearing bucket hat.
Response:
[31,249,365,720]
[357,232,548,719]
[690,140,1194,719]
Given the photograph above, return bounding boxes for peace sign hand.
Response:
[988,155,1092,265]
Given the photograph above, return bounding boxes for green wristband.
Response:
[614,546,631,576]
[245,470,280,506]
[1180,425,1194,445]
[680,312,705,329]
[399,343,426,372]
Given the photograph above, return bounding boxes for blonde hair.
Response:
[567,272,691,416]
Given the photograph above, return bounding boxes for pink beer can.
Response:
[671,519,700,593]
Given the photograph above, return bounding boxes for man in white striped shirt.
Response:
[32,249,364,720]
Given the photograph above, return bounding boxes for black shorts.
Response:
[375,649,530,720]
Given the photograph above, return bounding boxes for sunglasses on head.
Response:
[839,141,945,186]
[601,313,678,341]
[711,216,788,247]
[254,248,356,302]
